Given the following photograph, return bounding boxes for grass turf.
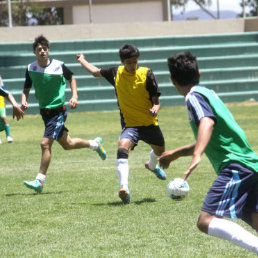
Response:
[0,102,258,257]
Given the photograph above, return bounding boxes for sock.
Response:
[4,124,11,137]
[88,139,98,150]
[116,158,129,191]
[148,150,158,170]
[208,217,258,254]
[36,173,46,185]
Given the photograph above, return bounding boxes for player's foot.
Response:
[0,138,2,144]
[24,179,43,193]
[145,162,166,180]
[7,136,13,143]
[94,137,106,160]
[119,188,130,204]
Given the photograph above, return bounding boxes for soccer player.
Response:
[0,95,14,143]
[77,44,167,204]
[0,75,24,123]
[159,51,258,254]
[22,35,107,193]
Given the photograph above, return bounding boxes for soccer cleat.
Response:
[94,137,106,160]
[119,189,130,204]
[24,179,43,193]
[0,138,1,144]
[7,136,13,143]
[145,162,167,180]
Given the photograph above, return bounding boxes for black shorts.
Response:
[119,125,165,149]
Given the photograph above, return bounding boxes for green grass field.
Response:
[1,102,258,257]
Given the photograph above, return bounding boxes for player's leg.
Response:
[198,164,258,254]
[58,130,106,160]
[24,137,54,193]
[117,128,137,204]
[250,212,258,232]
[117,138,135,204]
[142,125,166,180]
[0,108,12,142]
[198,212,258,254]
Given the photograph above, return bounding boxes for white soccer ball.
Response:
[167,178,190,200]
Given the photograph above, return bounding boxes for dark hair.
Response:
[119,44,140,60]
[167,51,200,86]
[33,35,49,51]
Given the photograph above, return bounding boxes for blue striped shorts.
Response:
[202,163,258,220]
[40,108,68,141]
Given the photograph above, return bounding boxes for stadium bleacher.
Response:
[0,31,258,114]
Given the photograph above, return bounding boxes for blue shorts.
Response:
[40,107,68,141]
[202,163,258,222]
[119,125,164,149]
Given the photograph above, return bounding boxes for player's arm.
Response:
[21,87,30,111]
[184,117,214,180]
[146,70,162,117]
[68,77,78,109]
[149,95,160,117]
[21,69,32,111]
[7,93,24,121]
[76,54,102,77]
[159,143,196,169]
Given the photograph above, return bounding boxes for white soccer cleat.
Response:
[7,136,13,143]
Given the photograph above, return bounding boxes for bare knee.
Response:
[40,139,51,151]
[197,211,216,234]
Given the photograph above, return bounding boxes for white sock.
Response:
[208,217,258,254]
[148,150,158,170]
[116,158,129,191]
[89,139,98,150]
[36,173,46,185]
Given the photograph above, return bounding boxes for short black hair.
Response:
[119,44,140,60]
[167,51,200,86]
[33,35,49,51]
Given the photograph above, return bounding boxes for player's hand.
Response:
[69,97,78,109]
[76,54,85,63]
[13,105,24,121]
[183,155,201,181]
[149,105,159,117]
[158,150,176,169]
[21,102,28,111]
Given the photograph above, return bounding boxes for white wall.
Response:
[73,2,163,24]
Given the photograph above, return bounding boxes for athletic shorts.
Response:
[40,107,68,141]
[119,125,165,149]
[0,107,6,118]
[202,163,258,222]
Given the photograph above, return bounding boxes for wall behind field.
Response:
[0,18,257,43]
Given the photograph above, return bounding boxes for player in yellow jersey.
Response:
[77,44,166,204]
[0,75,23,144]
[0,95,13,143]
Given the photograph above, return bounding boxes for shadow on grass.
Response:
[5,191,64,197]
[89,197,157,206]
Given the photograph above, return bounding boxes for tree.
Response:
[240,0,258,16]
[172,0,215,19]
[0,0,63,26]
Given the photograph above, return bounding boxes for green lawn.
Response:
[0,103,257,257]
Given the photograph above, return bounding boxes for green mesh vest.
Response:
[189,86,258,174]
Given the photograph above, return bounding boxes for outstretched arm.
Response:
[183,117,214,180]
[76,54,102,77]
[159,143,195,169]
